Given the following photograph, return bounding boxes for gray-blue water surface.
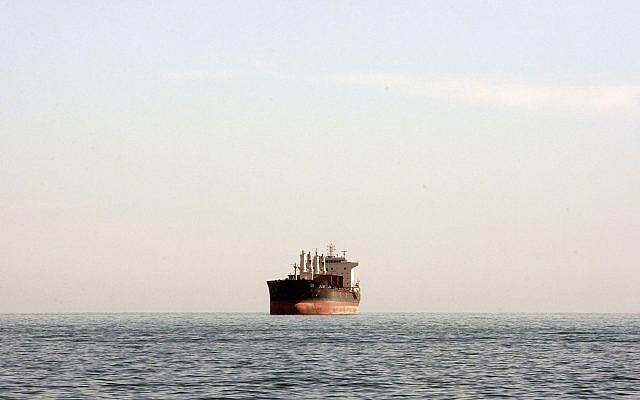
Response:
[1,313,638,399]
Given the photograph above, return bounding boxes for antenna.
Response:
[328,242,336,257]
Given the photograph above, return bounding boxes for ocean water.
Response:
[1,313,639,399]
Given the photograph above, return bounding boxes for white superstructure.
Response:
[293,244,358,288]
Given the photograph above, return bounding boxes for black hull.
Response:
[266,279,360,315]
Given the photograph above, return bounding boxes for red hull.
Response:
[270,300,358,315]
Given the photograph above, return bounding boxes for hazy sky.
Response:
[2,1,639,313]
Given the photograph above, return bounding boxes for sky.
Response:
[1,1,639,313]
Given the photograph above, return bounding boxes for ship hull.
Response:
[267,278,360,315]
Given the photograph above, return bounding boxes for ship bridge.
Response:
[289,244,359,289]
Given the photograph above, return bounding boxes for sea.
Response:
[1,313,639,399]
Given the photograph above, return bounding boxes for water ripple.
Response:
[1,313,639,398]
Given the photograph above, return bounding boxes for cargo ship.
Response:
[266,244,361,315]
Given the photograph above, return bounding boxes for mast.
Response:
[328,242,336,257]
